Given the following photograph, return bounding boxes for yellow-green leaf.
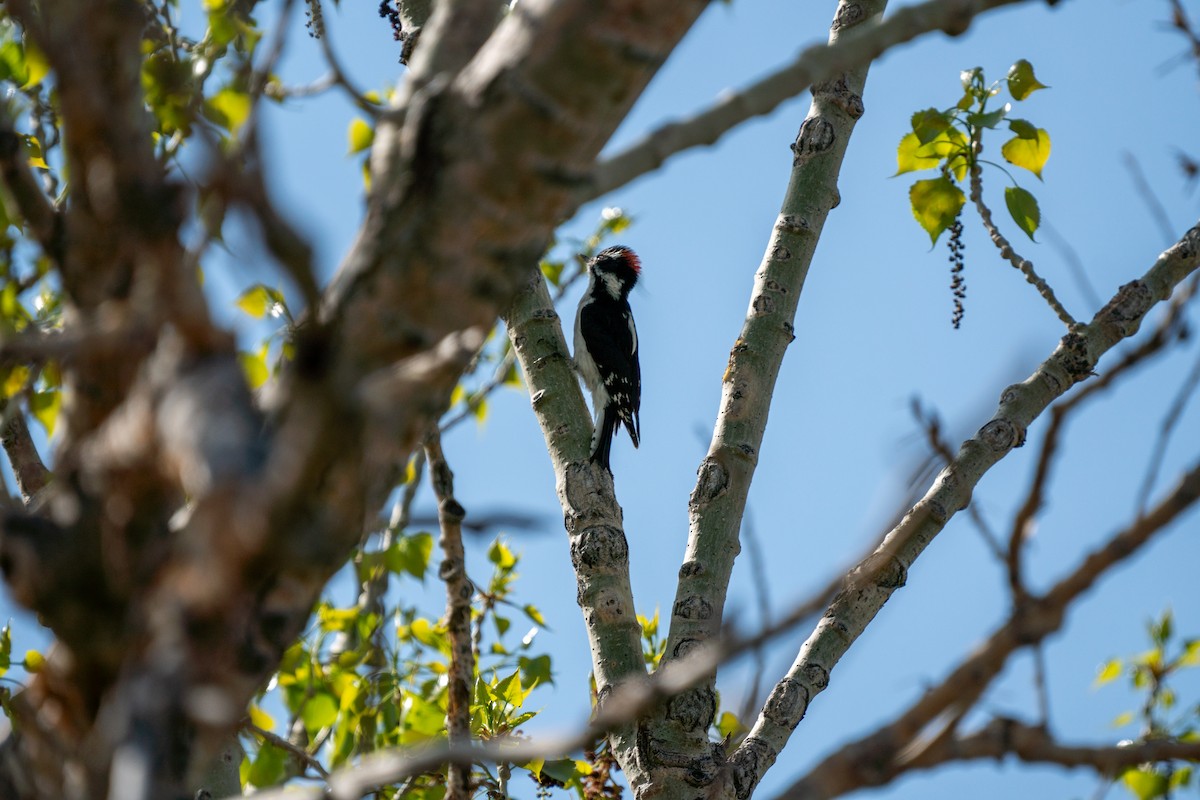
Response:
[23,136,47,170]
[716,710,745,739]
[30,390,60,436]
[1110,710,1135,728]
[1094,658,1123,687]
[347,117,374,155]
[3,365,30,398]
[1001,128,1050,179]
[488,539,516,569]
[238,345,269,391]
[909,176,965,246]
[1007,59,1049,101]
[236,285,271,318]
[23,650,43,672]
[206,87,252,134]
[21,40,49,89]
[301,691,339,733]
[248,704,275,731]
[895,132,942,176]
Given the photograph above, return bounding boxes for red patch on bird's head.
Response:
[597,245,641,274]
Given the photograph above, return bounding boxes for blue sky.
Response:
[8,1,1200,798]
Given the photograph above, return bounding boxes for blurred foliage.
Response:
[1094,610,1200,800]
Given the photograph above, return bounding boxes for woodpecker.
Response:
[573,245,642,472]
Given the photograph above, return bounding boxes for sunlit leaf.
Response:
[3,365,29,398]
[23,649,43,673]
[347,117,374,155]
[910,108,951,145]
[488,538,516,569]
[1004,186,1040,240]
[0,624,10,678]
[1094,658,1123,686]
[22,136,47,170]
[1122,767,1168,800]
[1007,59,1048,101]
[908,176,965,246]
[1110,711,1135,728]
[238,345,269,391]
[301,691,339,733]
[20,39,49,88]
[1001,128,1050,179]
[519,654,553,688]
[248,704,275,731]
[235,284,286,318]
[716,710,745,740]
[1178,639,1200,667]
[205,87,252,134]
[966,102,1010,129]
[1007,118,1039,140]
[522,604,546,627]
[30,389,60,436]
[385,531,434,580]
[895,132,941,176]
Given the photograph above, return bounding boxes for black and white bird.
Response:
[573,246,642,472]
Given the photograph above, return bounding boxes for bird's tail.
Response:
[590,404,619,472]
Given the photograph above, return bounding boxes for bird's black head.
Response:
[589,245,641,300]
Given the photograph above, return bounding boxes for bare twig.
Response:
[1041,222,1102,311]
[1123,152,1178,248]
[245,721,330,780]
[1135,347,1200,515]
[906,717,1200,776]
[310,0,384,115]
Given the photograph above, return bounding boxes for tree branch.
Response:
[772,454,1200,800]
[589,0,1034,199]
[501,270,649,785]
[425,433,474,800]
[654,1,888,791]
[741,221,1200,797]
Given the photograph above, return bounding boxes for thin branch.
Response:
[1041,222,1102,312]
[740,221,1200,796]
[311,0,385,115]
[1135,347,1200,515]
[0,119,59,262]
[1123,151,1178,248]
[909,397,1004,560]
[0,402,48,502]
[774,455,1200,800]
[589,0,1036,199]
[969,136,1075,327]
[245,721,330,780]
[424,432,474,800]
[907,717,1200,778]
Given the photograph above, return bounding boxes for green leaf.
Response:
[248,704,275,731]
[26,650,45,673]
[910,108,951,145]
[716,710,745,740]
[409,617,442,648]
[540,758,590,785]
[1004,186,1040,241]
[1170,766,1193,789]
[238,345,269,391]
[1007,118,1039,140]
[539,259,564,286]
[519,654,553,688]
[204,87,252,134]
[246,742,286,788]
[522,604,546,627]
[22,136,47,170]
[908,176,965,246]
[966,102,1010,129]
[20,39,49,89]
[3,365,30,398]
[895,132,942,176]
[30,390,60,436]
[637,609,659,639]
[488,538,516,569]
[1152,609,1173,646]
[301,691,339,733]
[1001,128,1050,179]
[401,693,446,741]
[493,614,510,637]
[1095,658,1123,686]
[960,67,983,91]
[347,117,374,155]
[1178,639,1200,667]
[1110,710,1135,728]
[1122,767,1168,800]
[385,531,434,580]
[0,623,11,678]
[1007,59,1048,101]
[234,284,286,318]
